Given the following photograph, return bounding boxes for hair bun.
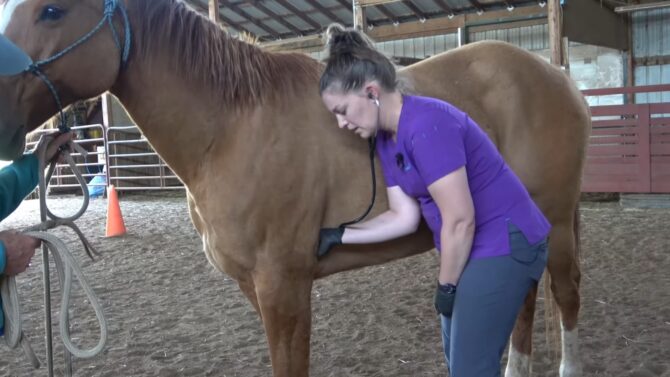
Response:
[324,23,373,56]
[325,23,347,42]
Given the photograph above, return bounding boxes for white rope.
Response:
[1,135,107,368]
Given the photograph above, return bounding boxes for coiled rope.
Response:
[1,135,107,369]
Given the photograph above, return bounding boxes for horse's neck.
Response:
[110,58,232,186]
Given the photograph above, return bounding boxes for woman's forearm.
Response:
[342,210,419,244]
[438,220,475,285]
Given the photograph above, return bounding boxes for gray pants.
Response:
[441,223,548,377]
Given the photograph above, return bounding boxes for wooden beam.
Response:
[615,1,670,13]
[209,0,220,23]
[369,13,465,41]
[464,4,547,26]
[261,34,323,52]
[468,17,546,33]
[369,4,546,41]
[261,4,547,50]
[547,0,562,66]
[358,0,403,7]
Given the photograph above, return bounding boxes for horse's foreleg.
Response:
[547,221,582,377]
[253,267,313,377]
[504,283,538,377]
[238,278,261,315]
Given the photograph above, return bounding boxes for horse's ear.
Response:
[0,34,33,76]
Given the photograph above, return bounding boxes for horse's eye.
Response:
[38,5,66,22]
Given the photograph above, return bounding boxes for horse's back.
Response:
[404,41,591,218]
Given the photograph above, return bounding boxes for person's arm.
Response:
[0,154,39,220]
[316,186,421,258]
[406,107,472,316]
[0,131,74,221]
[0,156,40,277]
[342,185,421,244]
[427,166,475,285]
[0,132,74,275]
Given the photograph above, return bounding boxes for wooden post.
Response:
[548,0,563,66]
[561,36,570,74]
[209,0,220,23]
[353,1,366,31]
[626,14,634,104]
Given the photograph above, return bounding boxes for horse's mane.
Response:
[128,0,321,108]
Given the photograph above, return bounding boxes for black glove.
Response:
[316,227,345,258]
[434,282,457,317]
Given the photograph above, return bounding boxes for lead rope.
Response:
[1,135,107,371]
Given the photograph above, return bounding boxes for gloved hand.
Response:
[434,282,456,317]
[316,227,345,258]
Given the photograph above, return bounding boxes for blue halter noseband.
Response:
[23,0,131,132]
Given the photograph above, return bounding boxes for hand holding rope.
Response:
[1,133,107,369]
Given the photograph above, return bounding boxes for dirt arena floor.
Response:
[0,193,668,376]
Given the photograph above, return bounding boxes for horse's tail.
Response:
[543,202,581,360]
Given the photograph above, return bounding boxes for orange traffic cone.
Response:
[105,185,127,237]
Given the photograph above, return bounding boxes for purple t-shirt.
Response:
[376,95,551,259]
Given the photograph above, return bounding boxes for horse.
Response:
[0,1,590,376]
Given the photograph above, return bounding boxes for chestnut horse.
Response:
[0,1,590,376]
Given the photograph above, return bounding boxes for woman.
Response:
[316,24,550,376]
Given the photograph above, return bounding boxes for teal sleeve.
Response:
[0,154,39,221]
[0,240,6,274]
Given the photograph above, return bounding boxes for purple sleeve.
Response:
[408,112,467,186]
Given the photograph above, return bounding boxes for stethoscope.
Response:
[338,94,380,227]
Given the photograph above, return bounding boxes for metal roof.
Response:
[186,0,550,41]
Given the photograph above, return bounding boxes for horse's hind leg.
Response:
[548,217,582,377]
[253,266,313,377]
[504,283,539,377]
